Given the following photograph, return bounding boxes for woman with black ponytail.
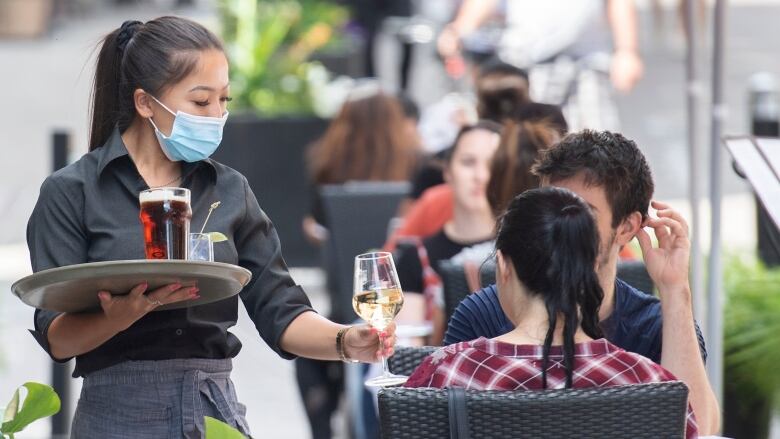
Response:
[406,187,697,438]
[27,17,395,438]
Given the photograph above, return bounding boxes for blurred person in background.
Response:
[27,16,396,438]
[303,86,421,247]
[394,120,561,345]
[299,86,419,439]
[485,121,562,217]
[476,59,567,133]
[438,0,643,131]
[409,58,566,203]
[405,187,698,439]
[444,130,720,434]
[344,0,415,90]
[386,60,567,251]
[394,121,502,344]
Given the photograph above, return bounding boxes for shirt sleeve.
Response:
[236,176,314,359]
[27,176,88,362]
[394,242,425,294]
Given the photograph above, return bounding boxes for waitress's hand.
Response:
[98,283,200,332]
[344,321,397,363]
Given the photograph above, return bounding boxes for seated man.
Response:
[443,130,720,434]
[406,187,697,438]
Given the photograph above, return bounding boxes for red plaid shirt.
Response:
[405,337,698,438]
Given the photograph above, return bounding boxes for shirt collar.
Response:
[471,337,616,358]
[96,126,218,182]
[96,126,130,177]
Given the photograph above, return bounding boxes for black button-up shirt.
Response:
[27,127,314,377]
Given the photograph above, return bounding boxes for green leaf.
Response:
[1,383,60,434]
[208,232,229,243]
[2,389,19,424]
[204,416,246,439]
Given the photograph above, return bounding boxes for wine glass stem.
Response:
[378,330,391,377]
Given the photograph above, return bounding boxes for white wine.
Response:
[352,287,404,329]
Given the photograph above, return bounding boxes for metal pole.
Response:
[685,0,706,331]
[51,130,72,438]
[706,0,726,404]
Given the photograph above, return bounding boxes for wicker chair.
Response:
[388,346,438,377]
[616,260,655,294]
[378,381,689,439]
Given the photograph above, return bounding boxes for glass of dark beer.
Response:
[139,187,192,260]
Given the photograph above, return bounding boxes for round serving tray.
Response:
[12,260,252,313]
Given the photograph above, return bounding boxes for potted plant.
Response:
[722,256,780,439]
[214,0,351,266]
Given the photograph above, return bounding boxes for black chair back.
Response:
[617,260,654,294]
[320,181,410,322]
[440,260,496,325]
[379,381,689,439]
[387,346,438,377]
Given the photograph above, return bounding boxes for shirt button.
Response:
[175,329,184,336]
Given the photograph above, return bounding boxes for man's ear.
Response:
[617,211,643,246]
[134,89,154,118]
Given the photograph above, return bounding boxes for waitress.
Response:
[27,17,395,438]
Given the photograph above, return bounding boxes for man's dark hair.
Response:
[532,130,654,228]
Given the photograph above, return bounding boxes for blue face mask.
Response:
[148,95,228,163]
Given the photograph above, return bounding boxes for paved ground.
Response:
[1,0,779,437]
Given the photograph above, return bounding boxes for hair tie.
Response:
[116,20,142,54]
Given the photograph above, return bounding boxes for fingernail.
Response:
[190,287,199,293]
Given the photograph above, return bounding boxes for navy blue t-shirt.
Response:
[443,279,707,364]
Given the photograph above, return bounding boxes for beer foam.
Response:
[139,189,189,204]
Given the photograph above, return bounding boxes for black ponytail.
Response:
[89,16,223,150]
[495,187,604,389]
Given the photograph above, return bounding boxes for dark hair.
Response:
[89,17,224,150]
[495,187,604,389]
[308,92,419,184]
[487,121,561,215]
[445,119,503,164]
[532,130,654,227]
[476,59,531,123]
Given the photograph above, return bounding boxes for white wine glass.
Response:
[353,251,407,387]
